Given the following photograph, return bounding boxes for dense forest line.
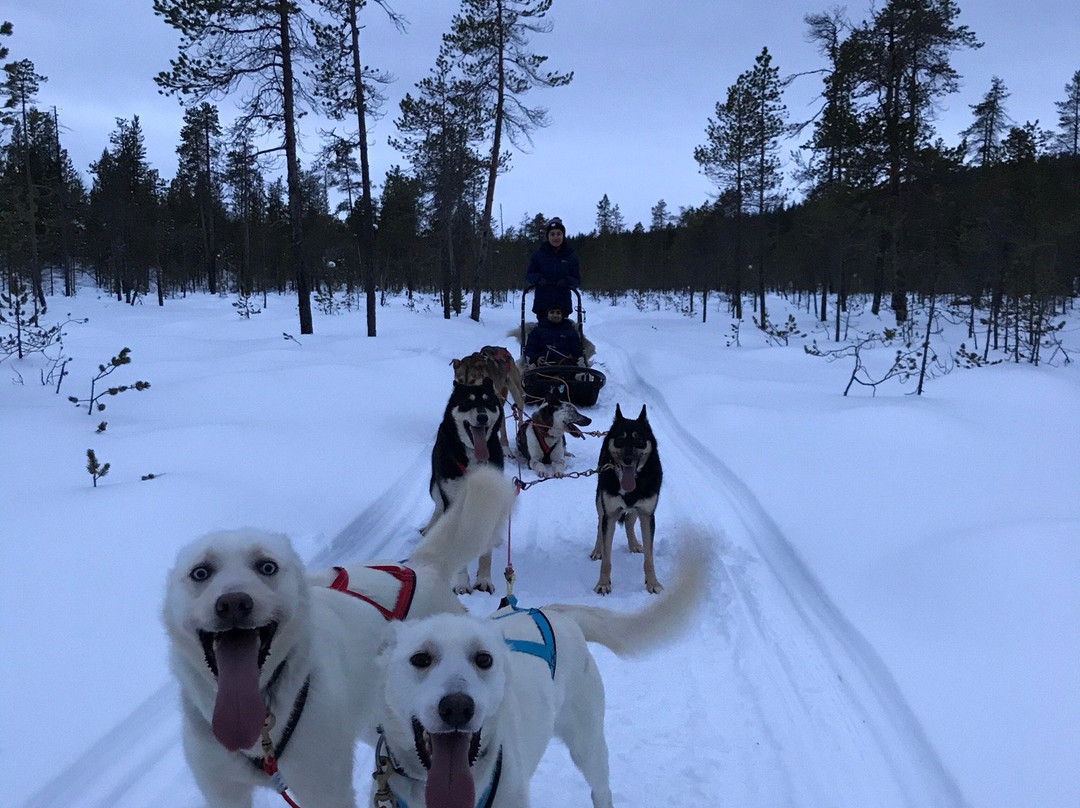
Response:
[1,3,1078,342]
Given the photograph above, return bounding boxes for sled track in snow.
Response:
[21,320,968,808]
[577,322,968,807]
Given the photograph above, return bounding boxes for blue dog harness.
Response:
[492,595,557,679]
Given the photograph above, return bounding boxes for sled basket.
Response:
[519,285,605,406]
[522,365,606,407]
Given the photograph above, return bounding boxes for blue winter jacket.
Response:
[524,319,584,366]
[526,241,580,317]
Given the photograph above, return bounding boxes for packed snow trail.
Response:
[20,311,968,808]
[490,319,967,807]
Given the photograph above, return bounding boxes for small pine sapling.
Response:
[68,347,151,415]
[232,292,262,319]
[86,449,110,487]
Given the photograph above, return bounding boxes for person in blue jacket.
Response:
[524,303,585,367]
[526,217,580,320]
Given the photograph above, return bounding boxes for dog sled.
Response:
[519,286,606,407]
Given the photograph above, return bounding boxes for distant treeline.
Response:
[1,4,1078,339]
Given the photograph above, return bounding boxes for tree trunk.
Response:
[470,0,507,324]
[347,0,377,337]
[279,5,313,335]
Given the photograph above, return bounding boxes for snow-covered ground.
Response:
[1,287,1077,808]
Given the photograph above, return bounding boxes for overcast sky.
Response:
[4,0,1078,234]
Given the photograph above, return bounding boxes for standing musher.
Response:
[526,217,580,321]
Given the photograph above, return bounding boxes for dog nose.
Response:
[475,413,488,425]
[215,591,254,620]
[438,692,475,730]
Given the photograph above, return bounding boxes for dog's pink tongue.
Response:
[472,427,490,462]
[620,465,637,492]
[211,631,265,751]
[425,733,474,808]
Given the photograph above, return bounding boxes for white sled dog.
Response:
[371,540,707,808]
[163,466,515,808]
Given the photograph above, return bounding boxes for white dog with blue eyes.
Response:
[372,539,707,808]
[162,466,515,808]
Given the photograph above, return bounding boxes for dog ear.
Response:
[637,404,647,421]
[451,358,461,369]
[377,622,406,658]
[614,403,623,421]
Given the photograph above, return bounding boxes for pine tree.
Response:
[846,0,981,322]
[2,58,47,310]
[154,0,318,333]
[1053,69,1080,156]
[801,9,862,190]
[174,103,224,293]
[222,132,267,297]
[87,118,161,303]
[744,47,787,323]
[441,0,573,323]
[961,76,1011,166]
[312,0,402,337]
[391,51,486,318]
[694,58,766,319]
[649,199,672,231]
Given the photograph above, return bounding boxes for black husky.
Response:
[423,378,505,593]
[591,404,663,594]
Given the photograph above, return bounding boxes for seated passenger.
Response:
[525,304,585,367]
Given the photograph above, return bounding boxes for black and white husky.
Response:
[516,394,592,477]
[423,378,506,593]
[591,404,663,594]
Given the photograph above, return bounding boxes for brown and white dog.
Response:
[452,346,526,449]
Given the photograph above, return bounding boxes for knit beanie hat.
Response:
[545,217,565,235]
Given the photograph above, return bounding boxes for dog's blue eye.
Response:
[474,651,493,670]
[257,560,278,577]
[410,651,433,669]
[189,565,211,582]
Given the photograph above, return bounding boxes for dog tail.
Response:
[545,533,710,657]
[409,466,515,582]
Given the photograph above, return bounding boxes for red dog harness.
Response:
[329,564,417,621]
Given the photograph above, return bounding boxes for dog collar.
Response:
[246,674,311,777]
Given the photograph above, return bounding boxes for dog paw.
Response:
[453,571,472,594]
[594,581,612,595]
[628,542,644,554]
[589,550,602,561]
[645,580,664,594]
[473,580,495,594]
